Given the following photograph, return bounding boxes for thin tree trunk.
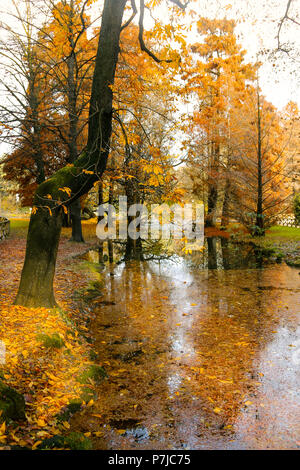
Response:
[255,86,264,236]
[15,0,127,307]
[221,179,230,228]
[206,185,218,227]
[70,198,84,242]
[67,26,84,242]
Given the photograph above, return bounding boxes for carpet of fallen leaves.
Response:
[0,220,98,448]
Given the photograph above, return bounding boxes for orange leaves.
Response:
[59,187,72,197]
[0,232,95,448]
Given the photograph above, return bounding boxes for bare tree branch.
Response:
[121,0,137,31]
[138,0,171,63]
[168,0,190,9]
[276,0,299,53]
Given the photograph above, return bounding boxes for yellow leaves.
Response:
[62,421,70,429]
[59,187,72,197]
[213,407,222,414]
[32,441,42,450]
[32,206,37,215]
[46,372,57,381]
[82,169,94,175]
[245,401,253,406]
[0,422,6,435]
[37,418,47,428]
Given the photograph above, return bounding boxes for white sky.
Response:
[141,0,300,110]
[0,0,299,157]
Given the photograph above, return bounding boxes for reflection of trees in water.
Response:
[189,236,275,270]
[207,237,218,269]
[125,237,144,261]
[87,243,293,448]
[96,236,270,270]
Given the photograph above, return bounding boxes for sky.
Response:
[140,0,300,110]
[0,0,299,157]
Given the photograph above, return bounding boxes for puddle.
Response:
[70,238,300,450]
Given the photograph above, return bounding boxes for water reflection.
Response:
[73,240,300,449]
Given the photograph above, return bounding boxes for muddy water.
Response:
[72,241,300,450]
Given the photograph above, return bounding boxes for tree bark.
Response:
[70,198,84,242]
[14,207,62,307]
[221,179,230,228]
[205,185,218,227]
[15,0,127,307]
[255,86,265,236]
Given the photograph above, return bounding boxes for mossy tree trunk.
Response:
[15,0,127,307]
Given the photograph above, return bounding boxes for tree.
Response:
[1,0,96,240]
[15,0,189,307]
[97,24,184,259]
[185,17,255,227]
[39,0,97,241]
[0,0,56,195]
[229,82,289,235]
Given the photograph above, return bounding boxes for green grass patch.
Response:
[9,218,29,238]
[37,332,65,349]
[78,364,107,385]
[266,226,300,240]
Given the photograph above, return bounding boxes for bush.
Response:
[294,193,300,224]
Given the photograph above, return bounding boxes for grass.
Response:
[7,218,29,239]
[8,217,300,244]
[9,217,97,241]
[266,226,300,241]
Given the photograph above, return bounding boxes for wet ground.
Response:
[71,238,300,450]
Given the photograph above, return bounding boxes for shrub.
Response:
[294,193,300,224]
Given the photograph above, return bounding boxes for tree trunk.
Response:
[221,179,230,228]
[15,0,127,307]
[205,185,218,227]
[255,86,265,236]
[14,208,62,307]
[70,198,84,242]
[67,33,83,241]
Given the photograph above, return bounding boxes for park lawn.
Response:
[266,225,300,241]
[9,218,98,241]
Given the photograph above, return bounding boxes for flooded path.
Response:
[71,241,300,450]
